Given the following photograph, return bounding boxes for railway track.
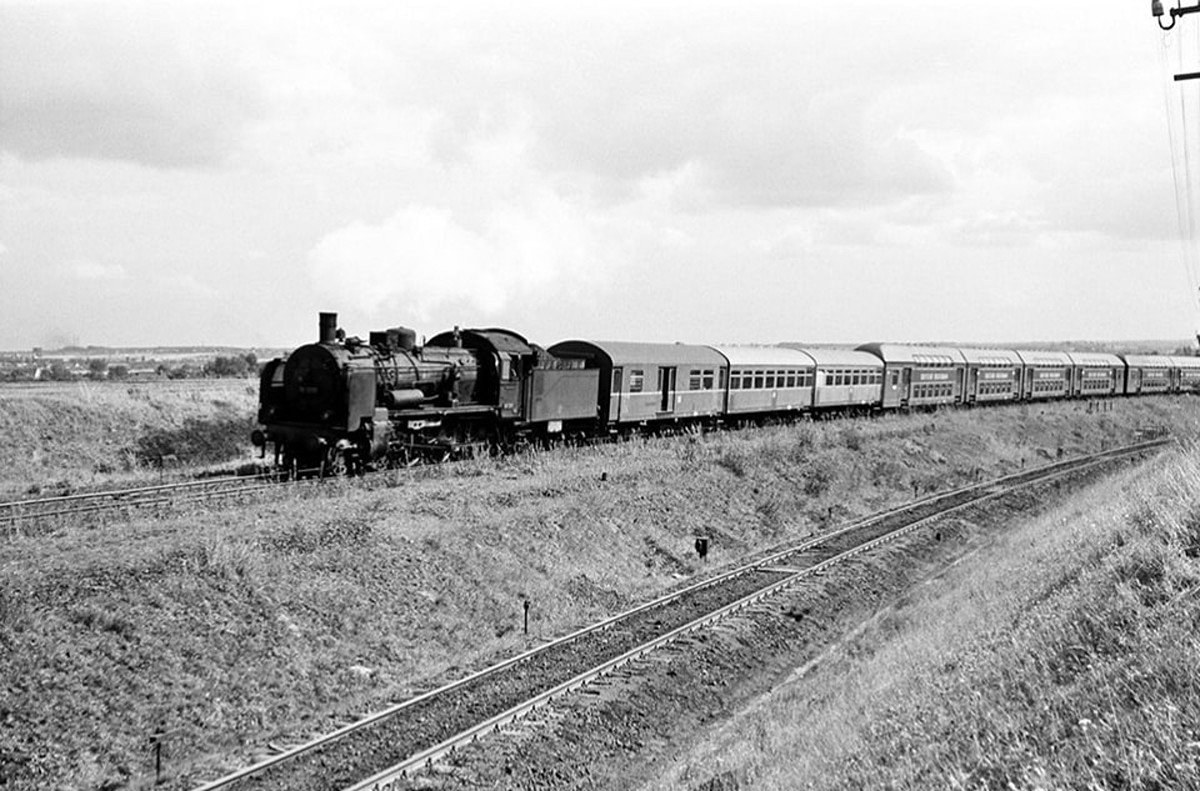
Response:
[0,452,502,527]
[185,436,1168,791]
[0,473,295,526]
[0,431,678,528]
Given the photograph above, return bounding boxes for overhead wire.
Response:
[1159,28,1200,332]
[1190,21,1200,315]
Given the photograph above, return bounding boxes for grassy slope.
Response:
[0,397,1195,789]
[0,380,259,498]
[649,439,1200,790]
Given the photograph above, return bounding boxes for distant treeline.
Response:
[3,353,262,382]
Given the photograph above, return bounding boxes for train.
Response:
[250,312,1200,474]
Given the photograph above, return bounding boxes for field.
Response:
[0,379,260,498]
[0,390,1198,788]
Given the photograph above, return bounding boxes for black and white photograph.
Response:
[2,2,1199,789]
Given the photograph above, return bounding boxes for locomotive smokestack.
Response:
[319,312,338,344]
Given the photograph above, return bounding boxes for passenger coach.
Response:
[1066,352,1124,398]
[547,340,726,431]
[1173,355,1200,392]
[1015,350,1072,400]
[1122,354,1173,395]
[709,346,815,417]
[856,343,965,409]
[958,347,1022,404]
[805,349,884,411]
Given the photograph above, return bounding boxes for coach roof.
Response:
[1014,350,1074,367]
[1121,354,1174,368]
[707,345,816,367]
[799,348,884,368]
[548,340,726,368]
[957,347,1023,366]
[1067,352,1123,368]
[856,343,965,366]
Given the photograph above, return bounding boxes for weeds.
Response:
[4,398,1199,789]
[662,445,1200,790]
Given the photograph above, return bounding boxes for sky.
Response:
[1,0,1198,350]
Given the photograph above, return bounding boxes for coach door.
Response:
[610,367,623,422]
[659,367,677,413]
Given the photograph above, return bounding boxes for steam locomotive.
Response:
[251,313,596,473]
[252,312,1200,474]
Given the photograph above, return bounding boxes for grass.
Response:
[650,436,1200,790]
[1,397,1197,789]
[0,379,259,498]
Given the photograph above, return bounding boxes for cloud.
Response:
[502,11,956,211]
[0,5,261,167]
[949,212,1044,248]
[66,260,127,281]
[308,194,612,321]
[152,272,218,299]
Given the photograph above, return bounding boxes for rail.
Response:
[188,436,1169,791]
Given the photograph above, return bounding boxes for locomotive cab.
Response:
[426,327,536,419]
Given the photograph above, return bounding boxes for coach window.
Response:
[689,369,702,391]
[765,371,776,389]
[630,370,644,393]
[754,372,764,389]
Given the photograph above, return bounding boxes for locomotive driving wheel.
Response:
[321,446,361,477]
